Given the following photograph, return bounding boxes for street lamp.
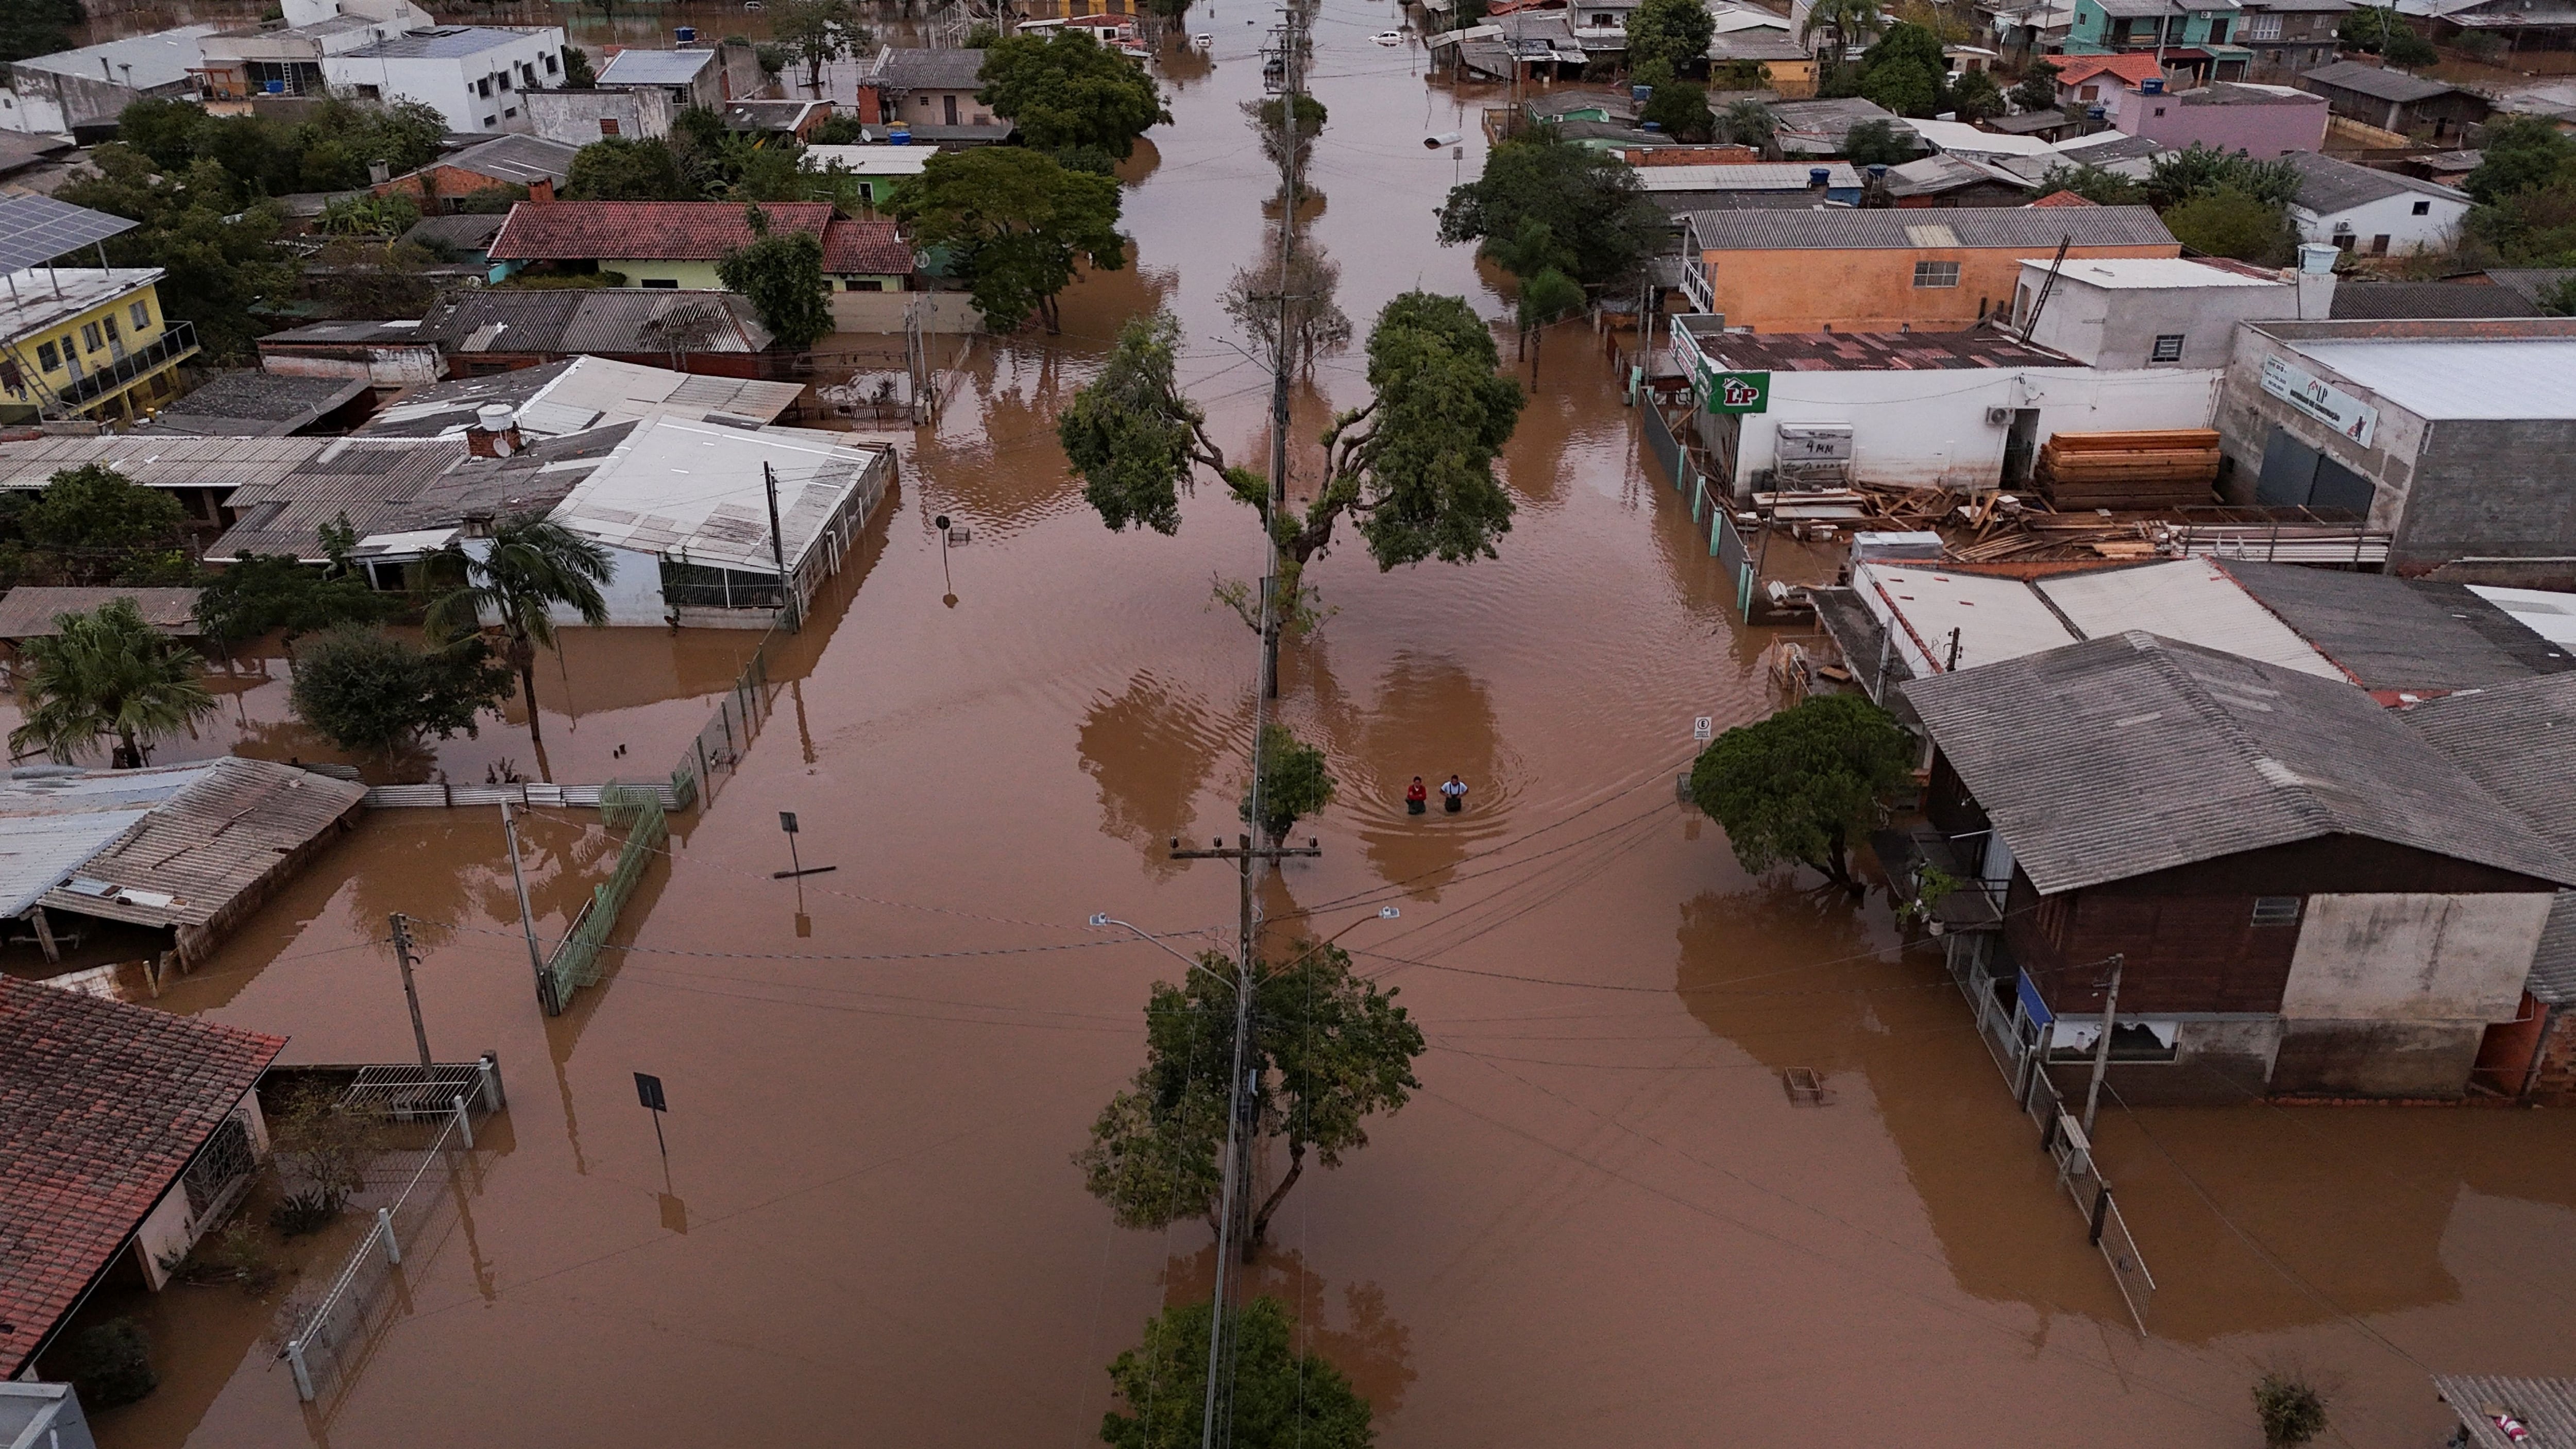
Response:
[1090,913,1233,986]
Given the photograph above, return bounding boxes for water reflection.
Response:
[1300,648,1512,902]
[1157,1246,1417,1416]
[1079,670,1231,880]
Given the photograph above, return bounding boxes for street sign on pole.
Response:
[634,1072,666,1112]
[1692,715,1714,742]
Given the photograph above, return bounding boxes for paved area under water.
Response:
[35,6,2576,1445]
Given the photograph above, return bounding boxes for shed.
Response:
[0,586,200,641]
[2295,58,2490,140]
[132,370,373,437]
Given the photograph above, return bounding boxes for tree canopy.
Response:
[977,30,1171,162]
[1240,723,1335,841]
[1624,0,1716,83]
[892,147,1127,333]
[1639,80,1714,142]
[290,626,515,756]
[2161,186,2296,263]
[1689,693,1912,890]
[17,465,188,585]
[1947,69,2006,122]
[566,136,697,200]
[1436,131,1663,287]
[2144,142,2299,210]
[196,551,398,651]
[2035,161,2144,206]
[0,0,79,62]
[1075,938,1424,1254]
[1100,1298,1376,1449]
[9,599,217,769]
[2011,56,2060,113]
[717,206,835,347]
[55,147,297,363]
[1840,118,1914,167]
[770,0,869,89]
[1848,20,1946,116]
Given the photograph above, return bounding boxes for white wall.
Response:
[2015,267,2301,369]
[2282,892,2551,1022]
[2293,190,2468,257]
[324,27,566,134]
[1730,364,2222,489]
[463,536,667,626]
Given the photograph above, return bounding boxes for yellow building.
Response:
[0,267,198,426]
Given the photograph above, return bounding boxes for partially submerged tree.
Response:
[892,147,1126,333]
[1060,295,1523,686]
[1220,231,1352,379]
[1437,132,1663,287]
[425,515,612,755]
[978,29,1171,163]
[1101,1297,1375,1449]
[290,625,514,756]
[716,204,835,347]
[195,550,397,653]
[1244,93,1328,190]
[2252,1371,2328,1449]
[1240,722,1334,842]
[9,599,217,768]
[1689,693,1912,891]
[1515,266,1587,381]
[770,0,865,91]
[266,1080,386,1235]
[1076,939,1424,1257]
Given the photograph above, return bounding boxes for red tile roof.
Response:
[488,201,836,261]
[822,219,914,275]
[2029,189,2100,207]
[0,977,283,1375]
[2053,53,2167,90]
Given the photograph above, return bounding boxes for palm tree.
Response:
[1800,0,1885,78]
[426,515,613,757]
[9,599,218,768]
[1719,97,1780,150]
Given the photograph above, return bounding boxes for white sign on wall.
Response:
[2259,355,2379,450]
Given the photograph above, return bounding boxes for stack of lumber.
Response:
[2035,429,2221,510]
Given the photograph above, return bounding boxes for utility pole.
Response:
[389,912,432,1068]
[1258,5,1305,702]
[2081,952,2124,1137]
[763,460,800,634]
[502,799,553,1016]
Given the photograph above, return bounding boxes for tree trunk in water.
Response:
[1246,1143,1306,1260]
[1532,323,1543,385]
[518,660,545,748]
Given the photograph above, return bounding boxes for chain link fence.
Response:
[675,636,777,810]
[539,782,668,1015]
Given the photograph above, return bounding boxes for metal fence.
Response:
[362,777,692,811]
[676,635,777,810]
[1946,937,2157,1334]
[279,1058,505,1408]
[539,782,667,1015]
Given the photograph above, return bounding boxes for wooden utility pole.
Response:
[2081,952,2124,1137]
[390,912,432,1067]
[502,799,553,1015]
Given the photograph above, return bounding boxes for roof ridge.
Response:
[2131,631,2345,837]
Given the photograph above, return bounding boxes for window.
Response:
[2153,105,2167,115]
[129,300,148,329]
[80,322,100,351]
[483,114,499,127]
[1912,260,1960,288]
[2370,233,2391,254]
[640,278,679,288]
[600,117,621,135]
[2251,896,2301,926]
[2412,199,2431,215]
[849,278,884,292]
[356,82,380,99]
[2207,18,2228,41]
[498,72,512,90]
[545,52,559,73]
[521,63,538,87]
[36,340,57,370]
[504,106,518,118]
[2247,11,2282,38]
[101,315,117,343]
[477,77,492,96]
[2151,333,2185,362]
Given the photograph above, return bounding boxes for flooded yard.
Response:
[31,4,2576,1446]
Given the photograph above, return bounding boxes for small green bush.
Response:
[2253,1371,2328,1448]
[66,1319,156,1409]
[269,1187,339,1237]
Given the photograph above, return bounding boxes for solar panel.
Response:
[0,194,137,274]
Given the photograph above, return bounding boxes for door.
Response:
[943,93,959,126]
[105,315,124,363]
[2002,407,2040,486]
[2254,424,2320,506]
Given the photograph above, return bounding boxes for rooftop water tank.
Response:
[887,125,911,144]
[676,24,697,42]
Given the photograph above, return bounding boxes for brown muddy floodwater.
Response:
[43,7,2576,1446]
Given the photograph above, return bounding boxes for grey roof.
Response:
[2330,280,2539,319]
[2299,58,2460,104]
[433,133,581,186]
[260,318,437,346]
[595,46,716,85]
[1989,108,2069,132]
[416,287,774,355]
[2435,1376,2576,1447]
[0,131,72,177]
[1767,97,1910,148]
[351,359,572,437]
[28,758,366,931]
[2283,148,2468,213]
[1707,31,1812,58]
[11,24,219,87]
[867,46,988,92]
[1684,203,2174,250]
[2219,560,2575,689]
[1900,630,2576,893]
[2486,267,2576,306]
[2406,673,2576,851]
[340,25,544,59]
[2532,894,2576,1004]
[133,371,369,436]
[0,587,198,639]
[2242,0,2353,10]
[2182,80,2329,105]
[1887,152,2026,197]
[400,212,507,252]
[724,99,827,130]
[0,805,151,918]
[0,194,134,275]
[0,436,330,492]
[208,436,471,559]
[2095,0,2238,12]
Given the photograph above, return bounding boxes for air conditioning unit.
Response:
[1985,406,2013,425]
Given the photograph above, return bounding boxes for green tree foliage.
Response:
[1515,265,1586,379]
[315,193,420,237]
[2540,275,2576,315]
[195,551,398,652]
[54,148,297,363]
[1075,939,1424,1253]
[771,0,868,90]
[2011,55,2060,112]
[1850,20,1946,116]
[1640,80,1714,141]
[1800,0,1885,77]
[566,136,697,200]
[1244,93,1328,184]
[1436,131,1663,286]
[19,464,187,584]
[0,0,79,62]
[1625,0,1717,81]
[1840,117,1914,166]
[891,147,1126,333]
[64,1320,155,1410]
[562,44,597,87]
[1947,68,2006,121]
[808,112,868,145]
[2145,141,2299,210]
[424,515,612,751]
[2337,5,2401,50]
[716,206,835,347]
[2386,20,2439,64]
[1717,96,1778,147]
[2161,185,2295,262]
[113,96,446,197]
[1100,1298,1375,1449]
[9,598,217,768]
[1714,57,1773,89]
[1688,693,1912,890]
[2466,115,2576,206]
[118,97,209,170]
[290,625,514,755]
[1240,722,1334,841]
[2252,1372,2328,1449]
[977,29,1171,163]
[2035,161,2144,205]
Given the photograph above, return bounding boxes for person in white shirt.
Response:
[1439,775,1467,813]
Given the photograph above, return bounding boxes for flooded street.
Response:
[45,5,2576,1445]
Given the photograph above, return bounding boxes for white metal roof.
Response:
[1853,562,2078,678]
[1631,162,1860,191]
[2036,558,2343,678]
[12,24,219,86]
[1906,117,2056,157]
[2016,256,2286,289]
[800,144,935,176]
[548,418,889,574]
[596,46,716,84]
[2284,338,2576,421]
[0,809,149,917]
[2470,586,2576,649]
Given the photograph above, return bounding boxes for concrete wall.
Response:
[2267,892,2549,1096]
[2292,190,2468,256]
[1727,363,2220,489]
[260,344,446,388]
[2016,269,2299,369]
[324,28,566,134]
[2271,1019,2488,1097]
[828,288,983,334]
[129,1089,269,1287]
[0,70,190,135]
[464,537,666,625]
[1700,243,2180,332]
[528,84,675,144]
[2214,323,2432,527]
[2110,89,2329,157]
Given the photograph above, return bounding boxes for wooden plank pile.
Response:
[2035,429,2222,510]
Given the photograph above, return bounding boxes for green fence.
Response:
[539,781,668,1015]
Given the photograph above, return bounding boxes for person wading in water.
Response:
[1406,776,1428,815]
[1440,775,1467,813]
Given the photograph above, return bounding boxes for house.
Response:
[2396,0,2576,69]
[1016,13,1146,43]
[2010,253,2314,368]
[592,42,764,109]
[2119,79,2328,157]
[1885,152,2036,207]
[0,587,201,645]
[1633,162,1864,217]
[0,435,335,536]
[2296,59,2492,142]
[2065,0,2255,80]
[1766,96,1915,156]
[1903,629,2576,1102]
[131,370,374,435]
[1707,31,1821,93]
[195,0,435,102]
[256,317,446,390]
[2217,316,2576,581]
[801,144,933,207]
[1677,205,2178,331]
[0,974,285,1379]
[371,132,577,215]
[1975,0,2079,57]
[724,99,834,141]
[853,48,1008,143]
[2236,0,2351,79]
[416,287,790,378]
[349,353,804,441]
[321,25,572,135]
[0,26,219,138]
[1667,316,2220,499]
[0,195,202,427]
[2049,52,2169,114]
[486,200,911,293]
[2282,149,2472,255]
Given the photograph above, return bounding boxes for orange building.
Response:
[1679,207,2181,333]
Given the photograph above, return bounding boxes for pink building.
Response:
[2106,78,2330,158]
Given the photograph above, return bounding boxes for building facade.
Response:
[0,26,217,135]
[2237,0,2352,77]
[0,269,198,425]
[2065,0,2255,77]
[321,25,570,134]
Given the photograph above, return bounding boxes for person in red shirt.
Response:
[1405,776,1428,815]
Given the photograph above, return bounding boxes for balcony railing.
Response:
[60,321,197,409]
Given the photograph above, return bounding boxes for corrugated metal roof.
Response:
[0,809,149,917]
[2432,1375,2576,1447]
[12,24,219,86]
[2223,560,2572,690]
[1854,562,2077,677]
[0,587,199,639]
[340,24,544,58]
[133,372,368,436]
[2406,672,2576,856]
[0,436,330,492]
[2300,58,2459,104]
[2527,894,2576,1003]
[2037,558,2344,680]
[1901,630,2576,893]
[207,437,471,559]
[30,757,364,930]
[596,46,715,84]
[1685,204,2175,251]
[2285,337,2576,420]
[2283,148,2468,214]
[1633,162,1860,191]
[552,418,888,573]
